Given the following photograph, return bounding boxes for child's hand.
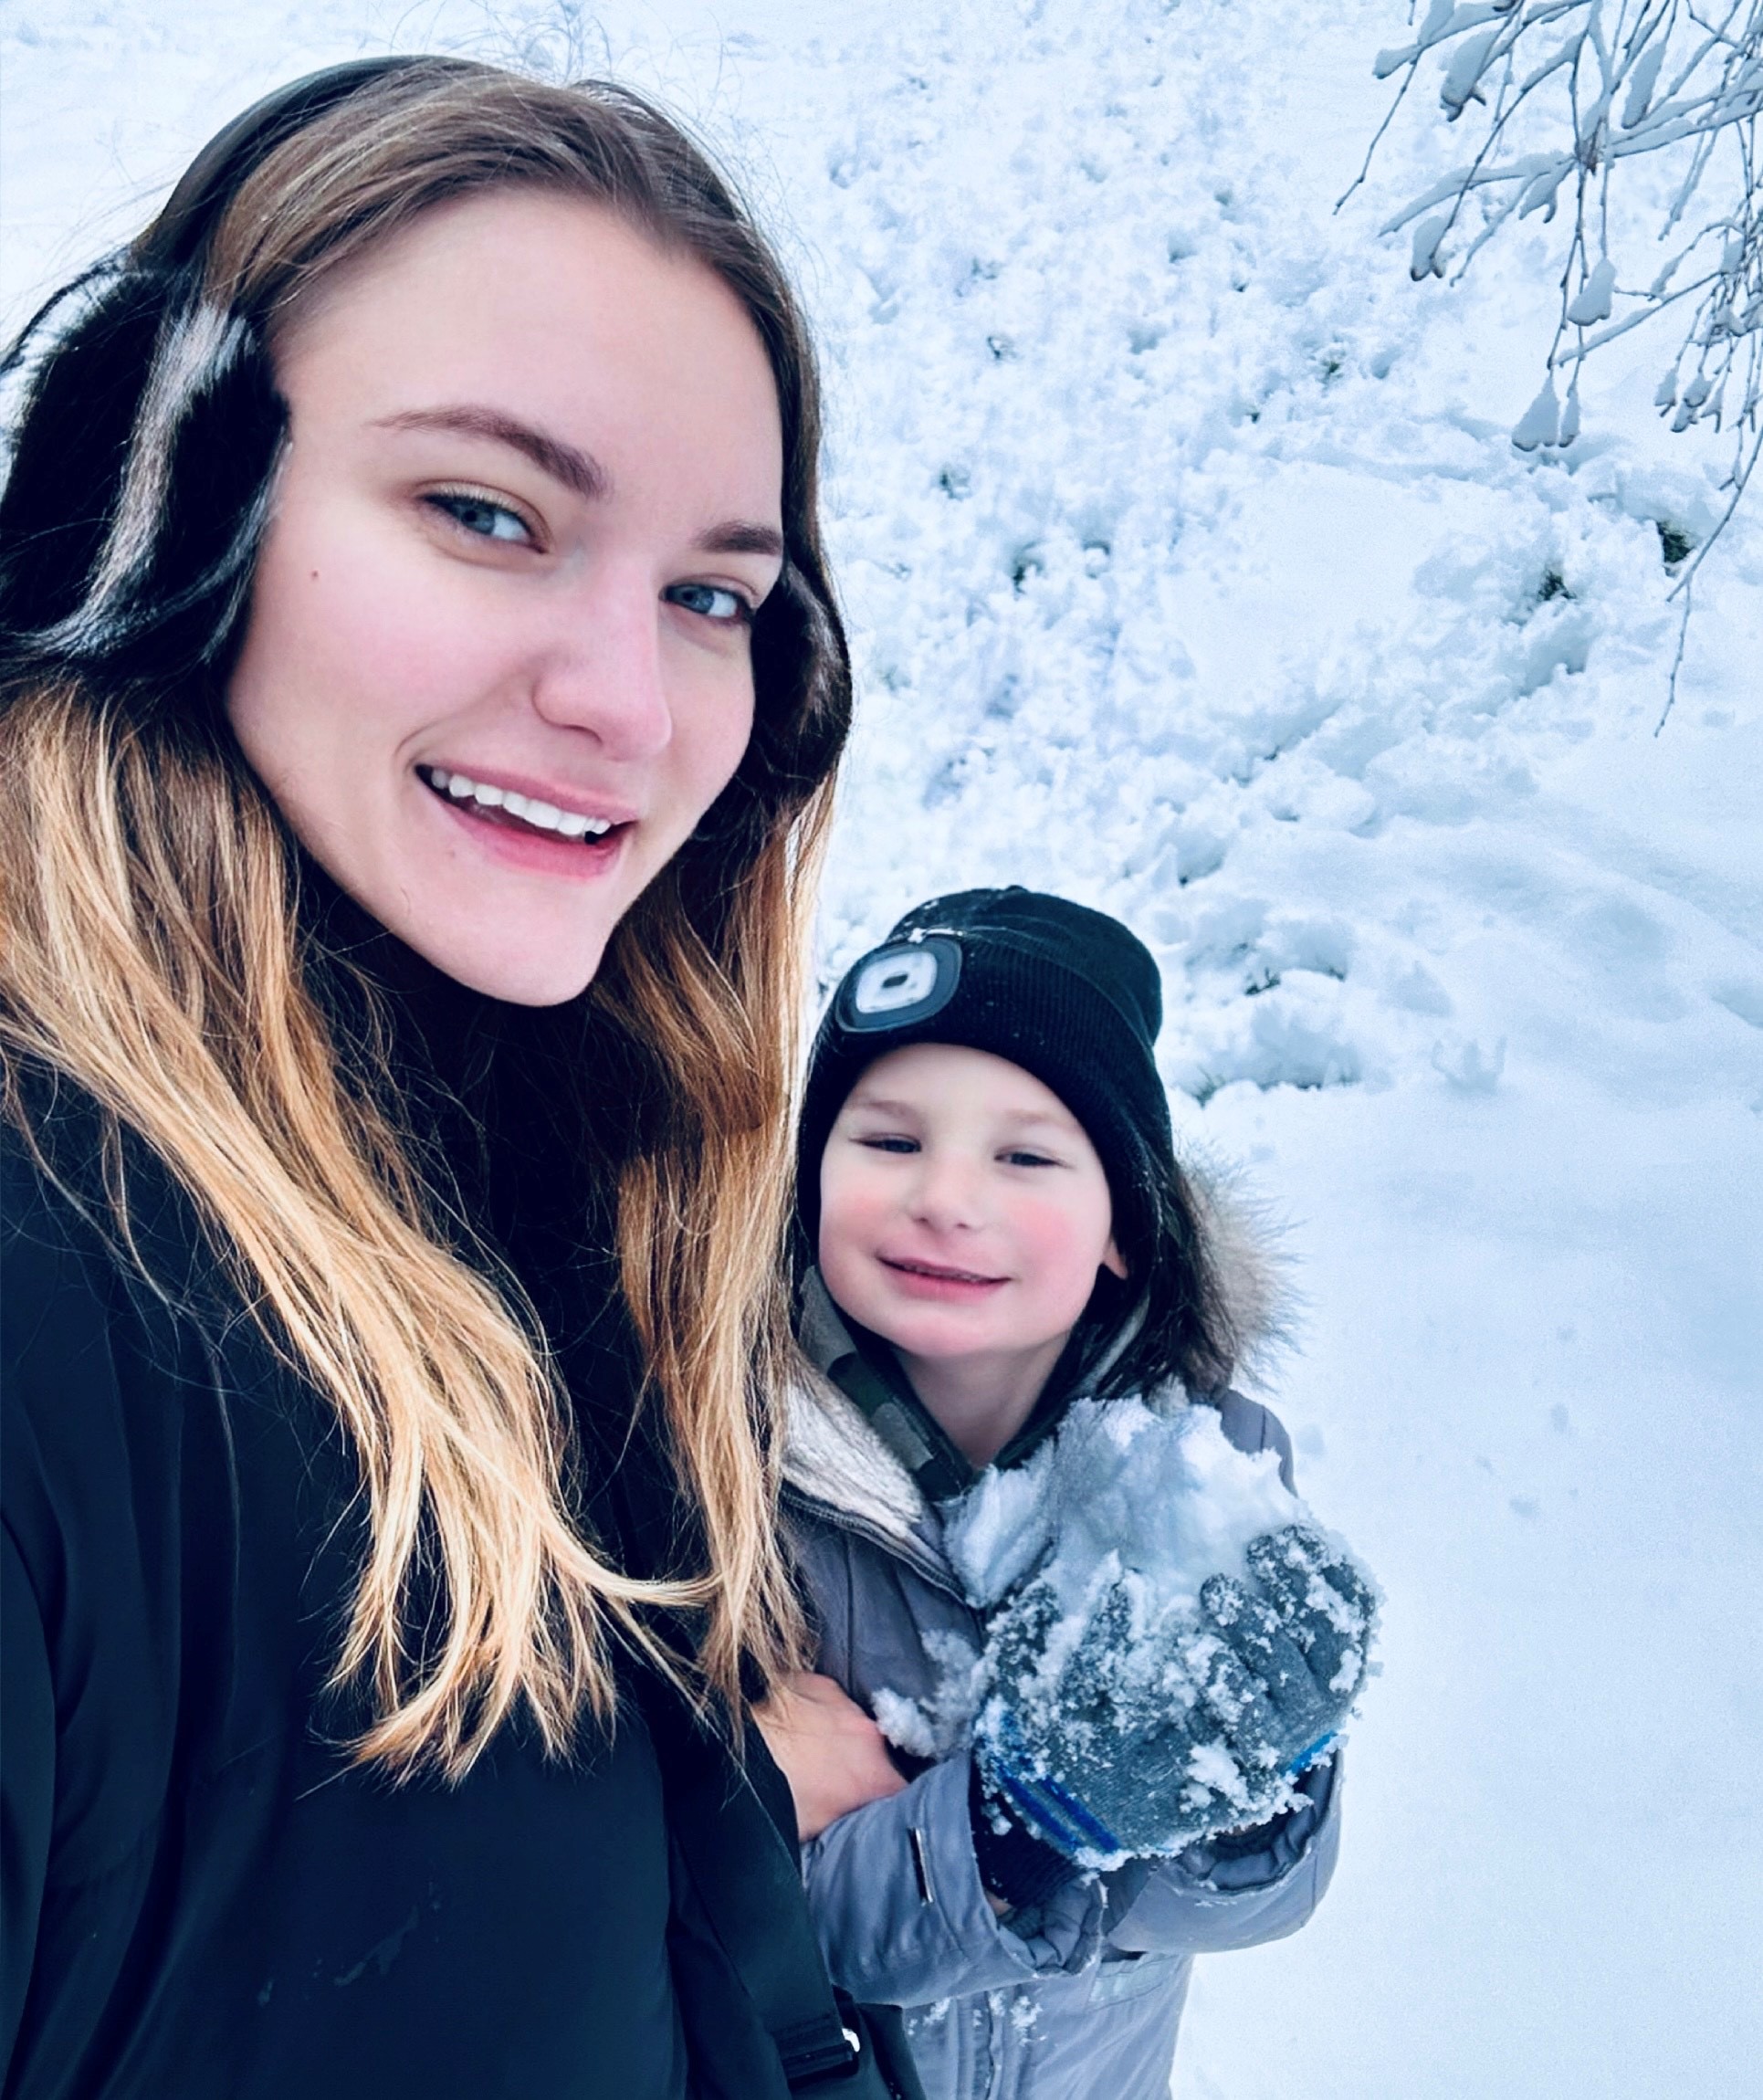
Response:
[972,1523,1376,1866]
[972,1577,1214,1864]
[1196,1525,1378,1778]
[751,1671,908,1842]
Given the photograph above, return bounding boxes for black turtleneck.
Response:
[1,890,702,2100]
[304,877,707,1599]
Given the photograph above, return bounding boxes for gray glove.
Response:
[1196,1525,1377,1778]
[972,1525,1376,1865]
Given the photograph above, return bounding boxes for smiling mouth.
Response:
[419,766,629,844]
[881,1257,1009,1287]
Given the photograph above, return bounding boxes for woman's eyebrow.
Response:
[372,406,782,559]
[696,520,785,560]
[373,404,608,500]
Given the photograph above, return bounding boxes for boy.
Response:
[759,888,1369,2100]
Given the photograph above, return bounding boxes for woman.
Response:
[0,57,877,2100]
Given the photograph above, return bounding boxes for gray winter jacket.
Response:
[781,1299,1341,2100]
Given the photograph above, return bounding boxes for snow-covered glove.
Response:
[1195,1524,1377,1780]
[973,1575,1209,1865]
[972,1524,1375,1867]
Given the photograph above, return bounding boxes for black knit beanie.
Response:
[797,887,1175,1251]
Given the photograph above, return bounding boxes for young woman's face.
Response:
[818,1042,1126,1380]
[226,188,784,1004]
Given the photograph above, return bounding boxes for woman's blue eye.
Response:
[666,582,750,624]
[427,492,531,543]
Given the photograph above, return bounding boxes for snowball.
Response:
[944,1399,1310,1623]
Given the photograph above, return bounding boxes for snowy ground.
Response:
[5,3,1760,2095]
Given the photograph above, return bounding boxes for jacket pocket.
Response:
[1086,1948,1184,2008]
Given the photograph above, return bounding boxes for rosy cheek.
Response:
[686,675,756,807]
[821,1173,888,1251]
[1020,1208,1111,1318]
[324,547,485,700]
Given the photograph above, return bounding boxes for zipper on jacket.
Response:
[908,1824,936,1907]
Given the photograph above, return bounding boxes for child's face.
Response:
[818,1042,1127,1383]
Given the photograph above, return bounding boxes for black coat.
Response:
[0,926,798,2100]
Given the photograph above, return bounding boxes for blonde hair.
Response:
[0,64,849,1778]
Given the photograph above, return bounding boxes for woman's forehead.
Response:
[289,192,771,394]
[274,188,782,488]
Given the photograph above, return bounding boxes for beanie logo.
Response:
[838,936,963,1034]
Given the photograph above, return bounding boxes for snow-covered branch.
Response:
[1357,0,1761,713]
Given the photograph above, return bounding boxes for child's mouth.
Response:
[880,1256,1008,1297]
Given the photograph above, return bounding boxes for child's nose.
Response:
[909,1153,987,1231]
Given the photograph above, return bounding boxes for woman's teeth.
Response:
[421,766,614,839]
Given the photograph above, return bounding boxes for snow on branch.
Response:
[1349,1,1762,721]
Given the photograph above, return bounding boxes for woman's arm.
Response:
[750,1671,908,1840]
[2,1524,54,2083]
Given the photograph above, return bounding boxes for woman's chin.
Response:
[392,912,609,1007]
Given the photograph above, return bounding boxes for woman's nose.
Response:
[530,574,673,760]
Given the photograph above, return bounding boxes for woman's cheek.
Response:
[310,529,502,716]
[677,656,758,820]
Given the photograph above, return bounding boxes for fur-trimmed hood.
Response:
[783,1310,932,1565]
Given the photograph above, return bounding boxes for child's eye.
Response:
[424,489,534,545]
[857,1134,919,1155]
[666,581,752,625]
[1002,1149,1060,1169]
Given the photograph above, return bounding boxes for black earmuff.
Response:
[0,58,432,685]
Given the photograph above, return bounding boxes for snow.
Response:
[869,1625,987,1761]
[945,1400,1307,1618]
[881,1399,1364,1798]
[5,2,1760,2096]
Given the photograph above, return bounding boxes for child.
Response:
[770,887,1373,2100]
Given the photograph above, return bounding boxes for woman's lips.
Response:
[878,1255,1010,1302]
[417,764,634,880]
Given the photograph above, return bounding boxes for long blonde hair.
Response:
[0,63,850,1778]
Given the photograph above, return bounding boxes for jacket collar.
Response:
[795,1271,980,1503]
[783,1277,945,1570]
[792,1266,1153,1501]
